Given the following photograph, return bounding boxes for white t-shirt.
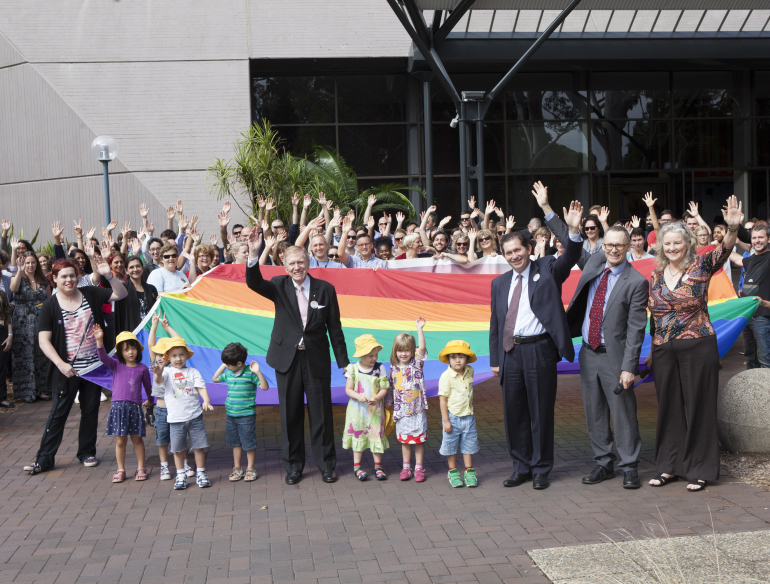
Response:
[147,268,189,293]
[160,366,206,423]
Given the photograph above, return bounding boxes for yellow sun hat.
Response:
[438,340,477,364]
[115,331,143,351]
[162,337,194,360]
[151,337,172,356]
[352,334,383,358]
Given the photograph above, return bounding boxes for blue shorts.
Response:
[169,414,210,454]
[439,412,480,456]
[155,406,169,446]
[226,414,257,452]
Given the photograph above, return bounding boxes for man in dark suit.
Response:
[489,196,584,490]
[536,183,649,489]
[246,230,349,485]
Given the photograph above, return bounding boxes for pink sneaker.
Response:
[400,467,413,480]
[414,467,426,482]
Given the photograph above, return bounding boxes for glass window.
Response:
[508,175,538,228]
[337,75,408,123]
[506,73,588,121]
[590,72,670,119]
[755,72,770,116]
[253,76,335,124]
[338,125,408,177]
[673,119,733,168]
[275,126,336,159]
[508,121,589,171]
[750,171,769,221]
[431,123,460,175]
[692,173,735,225]
[432,177,462,219]
[756,119,770,166]
[672,72,735,117]
[592,120,671,171]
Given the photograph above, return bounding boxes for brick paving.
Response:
[1,345,769,584]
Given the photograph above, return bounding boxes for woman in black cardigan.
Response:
[114,256,158,334]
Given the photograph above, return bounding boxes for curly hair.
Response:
[654,222,699,271]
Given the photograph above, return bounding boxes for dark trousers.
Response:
[652,335,720,481]
[274,350,336,474]
[103,312,116,353]
[0,328,8,401]
[501,339,559,475]
[34,377,101,470]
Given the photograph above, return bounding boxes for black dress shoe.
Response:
[532,473,550,490]
[503,472,532,487]
[285,471,302,485]
[582,465,615,485]
[322,470,337,483]
[623,470,641,489]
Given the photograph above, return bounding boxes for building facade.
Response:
[1,2,769,241]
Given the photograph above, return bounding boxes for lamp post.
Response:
[90,136,118,226]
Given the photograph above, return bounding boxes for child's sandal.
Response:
[244,469,258,482]
[135,468,148,481]
[375,468,387,480]
[112,470,126,483]
[355,468,368,481]
[229,467,245,482]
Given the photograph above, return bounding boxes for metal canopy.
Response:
[414,1,770,9]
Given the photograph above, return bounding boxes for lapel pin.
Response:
[533,273,540,282]
[310,300,319,309]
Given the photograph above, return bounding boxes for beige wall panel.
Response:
[0,31,24,68]
[0,64,130,185]
[0,174,167,247]
[35,61,251,173]
[0,0,248,63]
[249,0,411,58]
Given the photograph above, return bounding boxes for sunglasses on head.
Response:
[163,254,178,259]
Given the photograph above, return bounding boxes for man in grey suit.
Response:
[532,182,649,489]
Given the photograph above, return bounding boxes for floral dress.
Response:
[12,278,49,399]
[342,363,390,453]
[387,351,428,444]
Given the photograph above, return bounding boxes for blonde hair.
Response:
[227,241,248,256]
[655,222,699,271]
[390,333,416,366]
[402,233,420,248]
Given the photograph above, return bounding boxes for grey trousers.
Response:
[578,346,641,472]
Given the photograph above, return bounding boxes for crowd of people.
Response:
[6,180,769,493]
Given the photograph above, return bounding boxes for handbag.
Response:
[383,407,396,436]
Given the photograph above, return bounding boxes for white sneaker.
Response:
[160,467,172,480]
[74,392,80,404]
[100,392,107,402]
[185,465,195,478]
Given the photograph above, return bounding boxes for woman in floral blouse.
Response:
[646,195,742,492]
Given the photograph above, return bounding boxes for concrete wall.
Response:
[0,1,410,247]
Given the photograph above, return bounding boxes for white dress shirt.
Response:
[581,261,625,345]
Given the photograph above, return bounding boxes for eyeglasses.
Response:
[163,254,178,259]
[149,247,161,252]
[347,235,356,240]
[479,237,492,242]
[328,254,339,259]
[584,226,598,231]
[456,242,469,247]
[356,243,372,248]
[394,237,403,242]
[602,243,628,251]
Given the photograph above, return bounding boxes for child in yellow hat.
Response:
[93,325,153,483]
[343,334,390,481]
[438,340,479,488]
[147,311,194,481]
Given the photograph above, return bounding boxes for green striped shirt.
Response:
[222,368,259,417]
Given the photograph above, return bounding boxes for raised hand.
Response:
[722,194,742,228]
[0,219,10,235]
[139,203,149,219]
[151,310,161,328]
[303,193,312,208]
[642,192,657,208]
[249,361,261,375]
[261,220,269,232]
[146,222,155,235]
[563,200,584,232]
[166,206,176,220]
[318,191,326,205]
[631,215,640,228]
[209,233,218,246]
[396,211,405,225]
[264,198,275,212]
[494,207,505,219]
[122,221,131,236]
[598,206,610,223]
[467,228,478,240]
[256,195,266,209]
[264,235,276,250]
[470,208,480,219]
[149,362,164,377]
[92,323,104,342]
[218,210,230,227]
[180,250,194,263]
[276,230,287,243]
[485,200,496,215]
[130,238,141,255]
[506,215,515,230]
[73,219,83,237]
[51,221,63,240]
[307,213,326,232]
[328,215,341,230]
[468,196,476,210]
[367,193,377,207]
[190,215,200,232]
[161,312,170,328]
[291,192,300,206]
[416,316,426,330]
[94,254,112,276]
[9,237,19,250]
[178,214,189,231]
[347,209,355,222]
[191,230,202,245]
[85,227,96,241]
[531,181,549,208]
[176,199,184,216]
[325,199,334,211]
[384,212,392,225]
[84,240,95,258]
[106,220,118,232]
[687,201,700,218]
[222,200,231,215]
[342,216,352,232]
[439,215,452,228]
[100,227,109,241]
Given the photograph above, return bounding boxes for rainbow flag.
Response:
[82,250,757,405]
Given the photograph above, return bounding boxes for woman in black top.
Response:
[114,256,158,335]
[24,257,126,474]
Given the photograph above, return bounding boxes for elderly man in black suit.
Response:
[489,195,584,490]
[534,182,649,489]
[246,230,349,485]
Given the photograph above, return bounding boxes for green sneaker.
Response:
[464,468,478,488]
[447,468,463,488]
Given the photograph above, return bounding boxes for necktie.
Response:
[503,274,522,353]
[588,268,611,350]
[296,285,308,329]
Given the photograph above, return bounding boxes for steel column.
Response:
[102,161,111,225]
[423,80,434,208]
